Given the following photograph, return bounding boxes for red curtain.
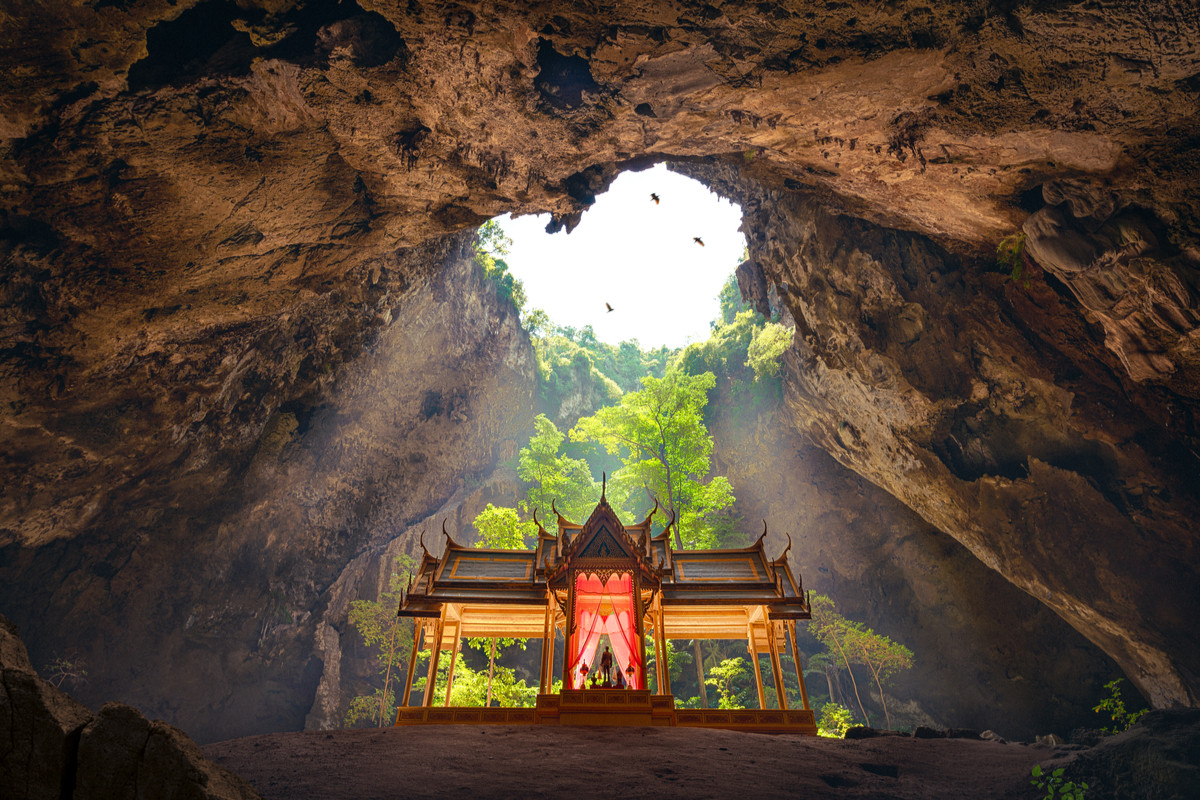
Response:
[568,572,642,689]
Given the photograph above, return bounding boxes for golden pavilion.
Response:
[395,488,816,734]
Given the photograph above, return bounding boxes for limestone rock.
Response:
[1,616,93,800]
[1,615,259,800]
[75,702,262,800]
[1059,709,1200,800]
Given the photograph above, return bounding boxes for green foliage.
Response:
[518,414,597,523]
[747,322,792,381]
[412,650,538,708]
[472,503,539,550]
[997,231,1030,288]
[533,325,674,416]
[1092,679,1148,735]
[1031,765,1088,800]
[44,655,88,690]
[705,657,753,709]
[475,220,527,315]
[817,702,856,738]
[344,561,416,727]
[678,310,761,378]
[809,594,914,729]
[717,273,745,326]
[571,370,735,548]
[645,636,692,695]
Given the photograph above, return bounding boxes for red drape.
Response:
[568,572,642,689]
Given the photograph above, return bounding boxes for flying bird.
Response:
[693,237,705,246]
[605,302,614,313]
[650,193,660,205]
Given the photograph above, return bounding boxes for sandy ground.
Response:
[204,725,1071,800]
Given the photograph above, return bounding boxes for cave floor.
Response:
[203,724,1063,799]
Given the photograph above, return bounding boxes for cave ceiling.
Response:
[2,0,1199,737]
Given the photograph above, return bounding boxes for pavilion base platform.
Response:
[395,691,817,734]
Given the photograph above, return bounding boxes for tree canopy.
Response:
[571,370,734,549]
[518,414,597,523]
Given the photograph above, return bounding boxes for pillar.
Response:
[422,615,444,707]
[539,597,553,692]
[396,621,423,722]
[443,630,460,707]
[788,621,811,711]
[748,623,766,710]
[767,619,789,710]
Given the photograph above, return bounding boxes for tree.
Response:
[572,369,735,708]
[706,657,753,709]
[44,654,88,690]
[818,702,856,738]
[469,504,535,705]
[473,503,538,550]
[570,370,734,550]
[717,272,745,326]
[518,414,597,523]
[843,621,913,729]
[746,322,791,380]
[474,220,526,315]
[344,559,416,727]
[808,594,913,729]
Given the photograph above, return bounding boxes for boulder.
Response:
[1,616,93,800]
[1062,709,1200,800]
[0,615,261,800]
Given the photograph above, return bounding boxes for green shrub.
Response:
[1031,765,1088,800]
[1092,678,1148,734]
[747,322,791,380]
[817,702,856,738]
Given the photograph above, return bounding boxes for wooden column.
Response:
[547,615,557,690]
[634,579,645,690]
[562,580,575,688]
[767,620,789,710]
[788,621,811,711]
[443,630,460,707]
[421,614,444,707]
[651,601,664,694]
[396,621,423,722]
[656,602,671,695]
[747,623,766,710]
[539,596,553,692]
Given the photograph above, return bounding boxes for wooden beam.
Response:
[443,633,460,707]
[657,601,671,696]
[788,620,811,711]
[397,621,423,721]
[422,613,444,707]
[767,620,788,710]
[747,624,766,710]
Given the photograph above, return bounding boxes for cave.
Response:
[2,0,1199,781]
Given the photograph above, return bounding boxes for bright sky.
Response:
[496,164,746,349]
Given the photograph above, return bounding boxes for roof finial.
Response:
[601,472,607,501]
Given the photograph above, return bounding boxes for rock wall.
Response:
[708,375,1120,739]
[1,0,1198,739]
[1,239,535,743]
[1,615,261,800]
[688,160,1199,709]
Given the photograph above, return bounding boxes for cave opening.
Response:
[495,162,748,348]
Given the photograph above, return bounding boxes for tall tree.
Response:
[808,594,913,729]
[344,560,415,727]
[518,414,597,523]
[470,504,535,705]
[572,369,734,707]
[570,370,734,550]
